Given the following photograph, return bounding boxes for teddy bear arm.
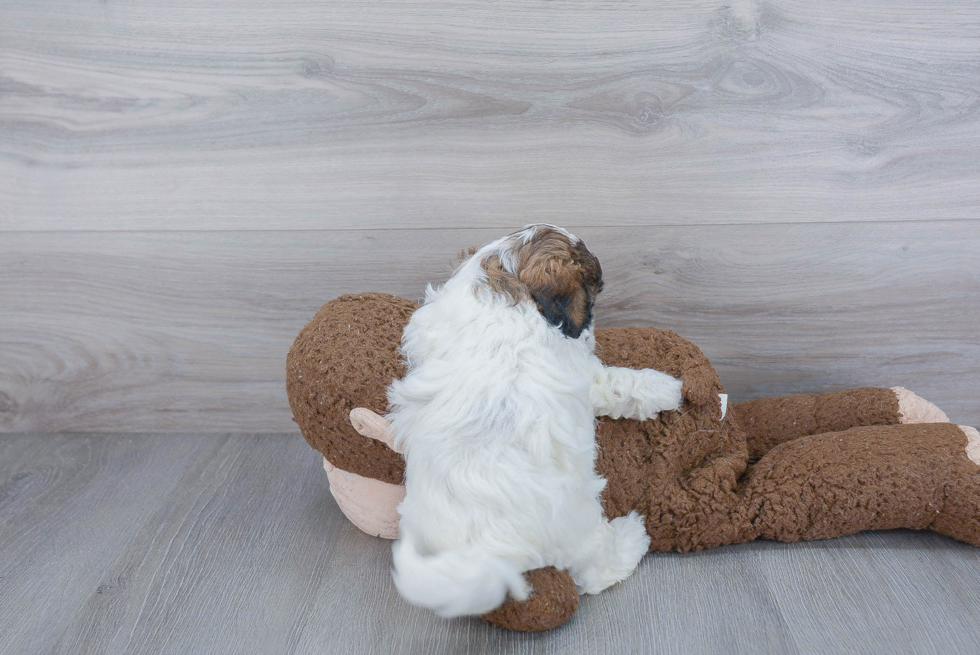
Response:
[731,387,948,462]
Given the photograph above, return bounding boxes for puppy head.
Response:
[479,225,603,338]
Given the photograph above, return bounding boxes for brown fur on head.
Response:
[478,225,603,339]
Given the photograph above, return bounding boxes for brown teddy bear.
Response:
[286,292,980,632]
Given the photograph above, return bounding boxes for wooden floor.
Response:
[3,432,980,655]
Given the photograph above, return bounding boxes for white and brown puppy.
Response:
[388,224,683,618]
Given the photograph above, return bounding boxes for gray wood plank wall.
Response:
[2,0,978,431]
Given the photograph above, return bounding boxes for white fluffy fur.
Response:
[387,225,683,618]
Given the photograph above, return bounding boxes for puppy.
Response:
[388,224,683,618]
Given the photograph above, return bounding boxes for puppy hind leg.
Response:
[570,511,650,595]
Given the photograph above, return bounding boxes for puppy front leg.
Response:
[590,366,683,420]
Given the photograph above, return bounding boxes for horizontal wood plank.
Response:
[2,0,979,230]
[4,433,980,653]
[42,434,347,655]
[761,533,980,654]
[1,223,977,432]
[0,433,217,654]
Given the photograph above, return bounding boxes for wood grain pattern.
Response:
[2,1,978,651]
[761,533,980,654]
[43,435,346,655]
[3,433,980,654]
[1,223,977,433]
[0,433,217,654]
[2,0,979,230]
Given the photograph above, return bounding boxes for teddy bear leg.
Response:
[931,425,980,545]
[736,422,980,547]
[731,387,948,462]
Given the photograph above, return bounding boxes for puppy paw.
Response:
[576,512,650,594]
[631,369,683,420]
[610,511,651,572]
[592,366,683,420]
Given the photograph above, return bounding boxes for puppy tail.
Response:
[391,538,530,617]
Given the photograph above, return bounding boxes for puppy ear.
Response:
[451,246,480,272]
[481,254,529,304]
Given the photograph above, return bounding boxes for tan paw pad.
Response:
[960,426,980,466]
[892,386,950,424]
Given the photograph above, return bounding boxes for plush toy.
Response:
[286,292,980,632]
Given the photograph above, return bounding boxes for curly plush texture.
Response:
[287,293,980,631]
[287,294,737,553]
[733,389,902,462]
[481,567,578,632]
[590,327,744,552]
[287,293,415,485]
